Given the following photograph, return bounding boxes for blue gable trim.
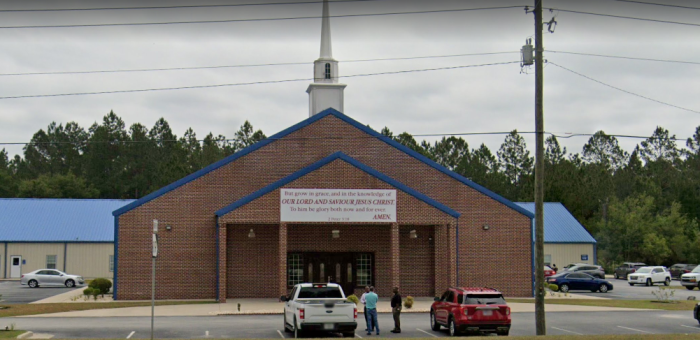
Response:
[216,152,461,219]
[114,108,531,219]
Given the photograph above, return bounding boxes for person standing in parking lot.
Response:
[365,286,379,335]
[360,286,370,332]
[390,287,402,333]
[552,264,558,273]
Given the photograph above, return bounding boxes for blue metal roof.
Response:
[515,202,596,244]
[0,199,134,242]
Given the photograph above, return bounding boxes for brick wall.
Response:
[117,113,532,300]
[226,224,279,299]
[399,225,435,297]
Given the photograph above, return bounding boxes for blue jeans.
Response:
[364,306,369,330]
[367,308,379,334]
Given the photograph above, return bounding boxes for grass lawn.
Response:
[0,301,214,318]
[509,298,699,311]
[0,331,25,339]
[465,336,700,340]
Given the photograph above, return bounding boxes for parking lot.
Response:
[0,280,79,304]
[3,311,700,338]
[568,277,700,300]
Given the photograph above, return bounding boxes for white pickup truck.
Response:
[281,283,357,338]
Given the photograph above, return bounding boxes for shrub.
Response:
[89,278,112,296]
[83,287,95,296]
[548,284,559,292]
[403,296,414,309]
[346,294,359,305]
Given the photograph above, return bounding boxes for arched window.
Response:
[325,63,331,79]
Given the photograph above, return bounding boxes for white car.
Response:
[627,266,671,286]
[20,269,85,288]
[681,265,700,290]
[281,283,357,338]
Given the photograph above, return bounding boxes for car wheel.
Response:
[430,311,440,331]
[664,278,670,286]
[65,279,75,288]
[448,317,458,337]
[646,278,652,286]
[614,273,619,280]
[28,279,38,288]
[284,315,292,333]
[629,283,634,286]
[343,332,355,338]
[559,284,569,293]
[687,286,695,291]
[599,284,608,293]
[497,330,510,336]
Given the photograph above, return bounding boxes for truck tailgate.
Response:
[299,300,355,323]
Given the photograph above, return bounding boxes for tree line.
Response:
[0,111,699,268]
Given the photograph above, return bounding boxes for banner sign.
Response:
[280,189,397,222]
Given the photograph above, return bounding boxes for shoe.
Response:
[391,330,400,333]
[367,333,371,336]
[376,333,380,336]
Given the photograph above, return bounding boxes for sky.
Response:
[0,0,698,160]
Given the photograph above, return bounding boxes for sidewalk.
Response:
[23,296,643,318]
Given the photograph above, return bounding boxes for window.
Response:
[347,263,352,282]
[320,263,325,282]
[298,286,343,299]
[46,255,57,269]
[12,257,19,266]
[544,254,551,265]
[463,294,506,305]
[357,254,372,286]
[287,254,304,286]
[446,291,455,303]
[109,255,114,272]
[308,263,313,282]
[335,263,341,282]
[324,63,331,79]
[48,270,60,276]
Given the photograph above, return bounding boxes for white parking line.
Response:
[355,334,363,338]
[681,325,700,331]
[617,326,653,334]
[126,331,135,339]
[205,330,210,337]
[277,330,286,338]
[551,327,583,335]
[416,329,438,337]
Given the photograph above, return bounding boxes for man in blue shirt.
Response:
[364,286,379,335]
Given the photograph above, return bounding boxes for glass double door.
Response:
[304,252,356,297]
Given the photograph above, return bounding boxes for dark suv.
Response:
[561,264,605,279]
[614,262,646,279]
[670,264,698,279]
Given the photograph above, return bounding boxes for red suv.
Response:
[430,287,511,336]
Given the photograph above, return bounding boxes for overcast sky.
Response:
[0,0,698,160]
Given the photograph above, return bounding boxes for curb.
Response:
[17,331,33,339]
[210,309,430,316]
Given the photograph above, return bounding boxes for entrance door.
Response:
[10,256,21,278]
[303,253,358,297]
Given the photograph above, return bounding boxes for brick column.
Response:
[279,223,288,298]
[434,224,447,293]
[390,223,400,290]
[218,224,227,303]
[447,222,457,287]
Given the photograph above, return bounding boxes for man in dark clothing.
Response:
[390,287,402,333]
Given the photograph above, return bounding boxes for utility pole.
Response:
[533,0,546,336]
[151,220,159,340]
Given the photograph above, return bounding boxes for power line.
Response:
[548,61,700,114]
[0,131,688,146]
[613,0,700,11]
[548,8,700,28]
[0,51,519,77]
[0,0,390,13]
[0,61,520,100]
[547,50,700,66]
[0,6,526,29]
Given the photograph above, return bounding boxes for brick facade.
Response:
[115,111,532,301]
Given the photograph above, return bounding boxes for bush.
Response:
[89,278,112,296]
[548,284,559,292]
[346,294,359,305]
[83,287,95,296]
[403,296,414,309]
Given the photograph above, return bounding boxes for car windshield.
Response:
[691,266,700,273]
[636,268,652,273]
[297,287,343,299]
[463,294,506,305]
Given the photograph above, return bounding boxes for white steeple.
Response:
[307,0,346,116]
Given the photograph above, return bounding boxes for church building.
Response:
[112,0,534,302]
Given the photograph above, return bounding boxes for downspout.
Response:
[216,217,220,302]
[594,242,598,265]
[63,242,67,272]
[455,217,459,286]
[3,241,7,279]
[530,217,535,298]
[113,216,119,300]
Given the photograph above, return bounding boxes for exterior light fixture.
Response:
[483,225,490,230]
[332,230,340,239]
[248,229,256,238]
[409,230,418,239]
[166,225,172,231]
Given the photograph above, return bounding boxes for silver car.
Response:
[20,269,85,288]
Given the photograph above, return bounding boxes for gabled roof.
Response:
[114,108,533,219]
[515,202,596,244]
[216,152,460,218]
[0,198,134,242]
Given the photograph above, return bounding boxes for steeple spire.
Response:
[307,0,346,116]
[320,0,332,59]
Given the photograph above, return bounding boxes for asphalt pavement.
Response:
[567,277,700,301]
[4,311,700,338]
[0,281,80,304]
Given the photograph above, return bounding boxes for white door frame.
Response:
[10,255,22,278]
